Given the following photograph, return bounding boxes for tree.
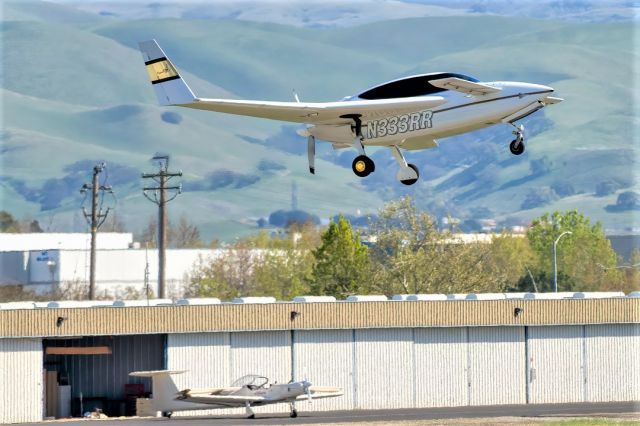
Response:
[139,216,158,247]
[308,215,370,298]
[191,240,257,300]
[527,210,623,291]
[621,249,640,292]
[368,197,507,295]
[101,212,127,233]
[189,224,319,300]
[0,211,19,232]
[484,234,537,292]
[138,215,203,248]
[173,215,204,248]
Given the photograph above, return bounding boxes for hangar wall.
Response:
[165,324,639,415]
[0,338,43,423]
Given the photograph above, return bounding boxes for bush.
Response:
[161,111,182,124]
[606,191,640,212]
[595,180,621,197]
[521,187,559,210]
[551,181,575,197]
[268,210,320,227]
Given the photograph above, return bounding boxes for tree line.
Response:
[1,197,638,301]
[186,197,638,300]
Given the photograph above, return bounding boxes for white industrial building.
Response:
[0,232,223,296]
[0,233,134,252]
[0,293,638,423]
[0,248,217,296]
[0,233,270,297]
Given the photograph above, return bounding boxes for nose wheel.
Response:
[509,123,525,155]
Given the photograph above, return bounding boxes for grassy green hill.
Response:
[1,1,637,239]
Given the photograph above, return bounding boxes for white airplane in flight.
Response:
[139,40,562,185]
[130,370,343,419]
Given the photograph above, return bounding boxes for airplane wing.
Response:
[138,39,446,125]
[185,97,447,124]
[429,77,501,96]
[401,135,439,151]
[294,387,344,401]
[179,394,265,405]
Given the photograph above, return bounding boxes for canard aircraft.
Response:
[139,40,563,185]
[130,370,342,419]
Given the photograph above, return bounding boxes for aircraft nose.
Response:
[536,84,554,93]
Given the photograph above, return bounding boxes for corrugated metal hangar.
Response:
[1,293,639,423]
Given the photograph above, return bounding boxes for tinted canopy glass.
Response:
[358,73,480,100]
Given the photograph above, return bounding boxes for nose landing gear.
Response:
[509,123,525,155]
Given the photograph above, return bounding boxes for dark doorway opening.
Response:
[43,334,165,417]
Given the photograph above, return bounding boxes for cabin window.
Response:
[358,73,479,100]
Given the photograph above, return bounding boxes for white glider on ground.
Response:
[139,40,563,185]
[129,370,342,419]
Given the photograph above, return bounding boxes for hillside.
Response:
[1,1,637,239]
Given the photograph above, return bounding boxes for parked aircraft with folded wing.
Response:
[139,40,562,185]
[130,370,342,419]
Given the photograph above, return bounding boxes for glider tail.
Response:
[129,370,185,412]
[138,40,196,106]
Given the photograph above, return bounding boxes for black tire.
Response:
[400,163,419,186]
[290,410,298,418]
[352,155,375,177]
[162,411,173,418]
[509,139,525,155]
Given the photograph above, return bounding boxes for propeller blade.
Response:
[303,378,312,403]
[307,136,315,174]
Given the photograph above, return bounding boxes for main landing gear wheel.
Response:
[290,409,298,418]
[352,155,375,177]
[400,163,419,186]
[509,139,525,155]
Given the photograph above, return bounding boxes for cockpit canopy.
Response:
[357,73,480,100]
[232,374,270,389]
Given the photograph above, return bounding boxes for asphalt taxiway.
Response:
[28,401,639,425]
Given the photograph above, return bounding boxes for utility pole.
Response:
[142,155,182,299]
[80,162,112,300]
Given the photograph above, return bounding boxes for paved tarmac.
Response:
[29,401,639,425]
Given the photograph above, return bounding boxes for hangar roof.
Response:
[0,295,638,338]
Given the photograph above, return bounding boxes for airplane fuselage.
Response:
[308,82,553,149]
[138,40,562,185]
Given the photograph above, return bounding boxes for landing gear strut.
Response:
[289,403,298,418]
[245,402,255,419]
[390,145,419,185]
[342,114,375,178]
[509,123,525,155]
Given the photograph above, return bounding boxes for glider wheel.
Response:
[352,155,375,177]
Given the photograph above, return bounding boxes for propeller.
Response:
[302,377,312,403]
[307,136,315,174]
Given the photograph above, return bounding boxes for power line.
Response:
[142,154,182,299]
[79,162,113,300]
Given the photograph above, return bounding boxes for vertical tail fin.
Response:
[130,370,185,410]
[138,40,196,106]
